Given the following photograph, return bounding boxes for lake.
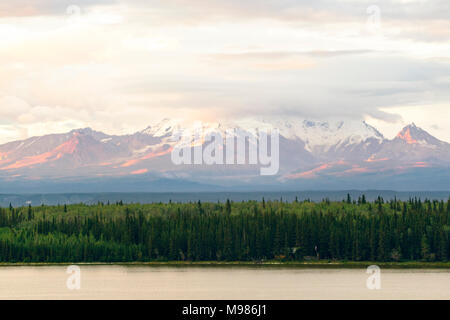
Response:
[0,266,448,300]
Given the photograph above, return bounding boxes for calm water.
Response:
[0,266,449,300]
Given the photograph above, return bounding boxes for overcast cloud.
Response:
[0,0,449,143]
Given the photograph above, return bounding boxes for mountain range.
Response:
[0,119,449,193]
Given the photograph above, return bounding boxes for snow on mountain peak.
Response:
[140,117,386,153]
[396,123,442,145]
[141,118,183,137]
[296,120,384,151]
[240,118,384,151]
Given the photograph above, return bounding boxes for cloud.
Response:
[367,104,450,142]
[0,0,449,144]
[0,96,31,123]
[0,0,117,17]
[127,1,450,29]
[3,1,450,44]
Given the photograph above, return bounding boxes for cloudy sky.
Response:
[0,0,449,144]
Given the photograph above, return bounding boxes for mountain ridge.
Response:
[0,119,449,192]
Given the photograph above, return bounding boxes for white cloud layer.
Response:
[0,0,449,143]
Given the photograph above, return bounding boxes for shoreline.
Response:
[0,261,449,269]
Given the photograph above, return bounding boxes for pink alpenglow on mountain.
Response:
[0,119,448,191]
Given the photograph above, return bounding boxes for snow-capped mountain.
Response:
[140,117,385,156]
[254,119,384,152]
[395,123,446,146]
[0,118,449,192]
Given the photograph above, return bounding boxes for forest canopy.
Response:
[0,196,449,263]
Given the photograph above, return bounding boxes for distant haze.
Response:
[1,191,450,207]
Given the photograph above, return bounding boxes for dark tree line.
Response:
[0,196,449,262]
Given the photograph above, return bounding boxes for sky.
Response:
[0,0,449,144]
